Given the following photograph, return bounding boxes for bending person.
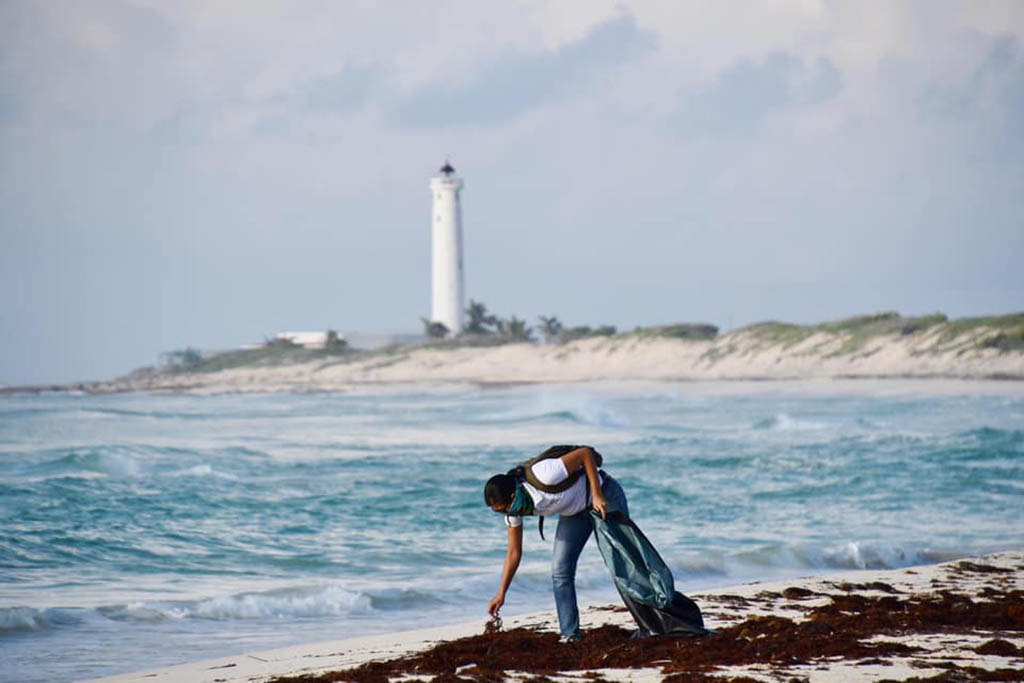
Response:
[483,444,628,643]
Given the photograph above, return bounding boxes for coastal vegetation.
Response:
[537,315,618,344]
[944,312,1024,348]
[123,310,1024,386]
[420,318,450,339]
[324,329,347,350]
[632,323,718,340]
[427,301,622,346]
[434,300,535,342]
[741,312,951,348]
[157,331,360,375]
[714,311,1024,361]
[982,329,1024,351]
[159,347,204,370]
[495,315,534,342]
[465,300,498,335]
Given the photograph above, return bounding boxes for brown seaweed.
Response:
[270,588,1023,683]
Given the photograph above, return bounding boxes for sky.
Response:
[1,1,1022,385]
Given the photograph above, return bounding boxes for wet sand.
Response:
[93,551,1024,683]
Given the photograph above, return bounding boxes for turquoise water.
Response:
[1,383,1022,681]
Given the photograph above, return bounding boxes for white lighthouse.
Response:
[429,161,465,336]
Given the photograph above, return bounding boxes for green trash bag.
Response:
[591,509,709,637]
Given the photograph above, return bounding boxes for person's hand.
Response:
[487,593,505,616]
[592,491,608,520]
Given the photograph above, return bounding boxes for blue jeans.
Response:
[551,474,628,638]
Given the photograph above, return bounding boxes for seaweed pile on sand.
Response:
[272,579,1024,683]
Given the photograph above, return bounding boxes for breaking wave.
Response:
[46,450,141,478]
[1,584,427,635]
[3,386,1022,682]
[958,427,1023,446]
[669,541,980,581]
[752,413,828,431]
[491,405,622,427]
[510,392,624,427]
[0,607,87,634]
[0,582,472,637]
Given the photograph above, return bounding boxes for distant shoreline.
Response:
[4,375,1024,397]
[6,312,1023,395]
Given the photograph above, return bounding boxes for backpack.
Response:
[508,445,604,539]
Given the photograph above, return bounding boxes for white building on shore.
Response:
[429,161,465,336]
[273,331,340,349]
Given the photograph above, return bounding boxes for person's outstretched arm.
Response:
[561,446,607,519]
[488,523,523,616]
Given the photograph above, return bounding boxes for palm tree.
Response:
[465,299,497,334]
[502,316,534,342]
[538,315,563,343]
[325,329,347,351]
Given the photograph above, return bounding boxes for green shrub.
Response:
[980,330,1024,351]
[264,336,300,348]
[160,348,203,370]
[557,325,616,343]
[900,313,948,335]
[325,329,348,351]
[420,318,450,339]
[495,316,534,342]
[740,322,814,346]
[818,311,901,334]
[643,323,718,340]
[942,312,1024,340]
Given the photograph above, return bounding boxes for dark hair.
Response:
[484,473,516,508]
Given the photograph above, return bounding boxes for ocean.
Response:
[1,382,1022,681]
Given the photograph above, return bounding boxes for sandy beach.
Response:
[0,314,1015,397]
[63,318,1022,396]
[90,550,1024,683]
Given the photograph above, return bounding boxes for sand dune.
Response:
[90,319,1024,394]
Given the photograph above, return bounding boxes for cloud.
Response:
[3,1,1024,385]
[921,34,1024,133]
[676,52,842,137]
[392,13,656,127]
[228,64,382,137]
[910,34,1024,168]
[292,64,381,112]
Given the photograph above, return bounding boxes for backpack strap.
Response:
[521,445,603,494]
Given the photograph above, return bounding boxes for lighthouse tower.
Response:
[429,161,465,336]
